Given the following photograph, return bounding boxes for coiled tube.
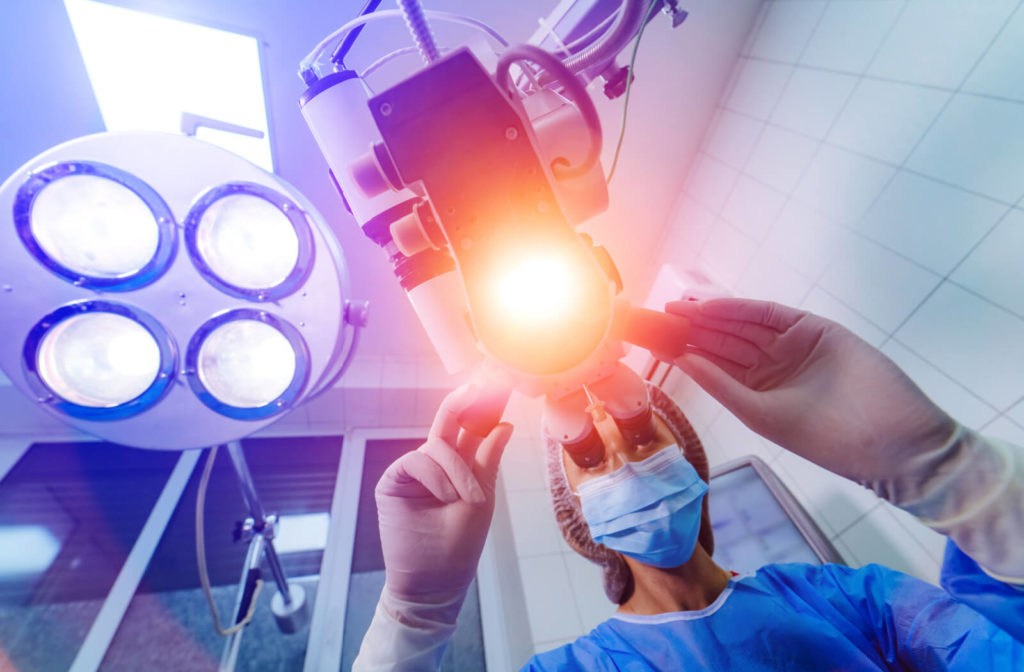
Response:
[396,0,441,63]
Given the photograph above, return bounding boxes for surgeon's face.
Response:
[562,413,679,490]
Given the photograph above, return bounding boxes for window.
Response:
[64,0,273,170]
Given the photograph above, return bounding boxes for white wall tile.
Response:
[858,171,1007,276]
[685,153,740,212]
[666,373,726,436]
[952,208,1024,318]
[895,282,1024,410]
[699,220,758,288]
[794,145,895,224]
[725,58,793,119]
[735,248,815,307]
[508,489,565,557]
[707,410,778,466]
[747,0,826,63]
[906,93,1024,204]
[518,554,584,642]
[800,287,888,346]
[704,108,765,169]
[880,340,998,430]
[828,78,950,165]
[721,174,787,241]
[981,415,1024,445]
[817,235,941,333]
[763,199,850,280]
[800,0,905,73]
[744,124,820,193]
[868,0,1018,89]
[965,5,1024,102]
[501,437,547,492]
[836,505,941,585]
[771,67,858,139]
[773,449,882,536]
[562,552,618,633]
[662,195,717,267]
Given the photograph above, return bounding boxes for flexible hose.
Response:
[496,45,602,181]
[562,0,646,74]
[396,0,441,64]
[196,445,264,636]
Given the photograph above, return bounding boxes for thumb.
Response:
[474,422,514,486]
[675,352,761,418]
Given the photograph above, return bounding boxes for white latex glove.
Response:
[354,384,514,671]
[667,298,1024,579]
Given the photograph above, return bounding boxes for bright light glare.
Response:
[497,258,577,325]
[0,526,61,577]
[63,0,273,169]
[275,513,330,554]
[196,195,299,289]
[31,174,159,278]
[37,313,161,407]
[198,320,296,407]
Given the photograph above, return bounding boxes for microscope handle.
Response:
[622,306,691,360]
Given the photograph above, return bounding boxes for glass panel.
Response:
[340,439,486,672]
[709,464,822,574]
[63,0,273,170]
[0,441,179,672]
[100,436,342,671]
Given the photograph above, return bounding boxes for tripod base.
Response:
[271,582,310,634]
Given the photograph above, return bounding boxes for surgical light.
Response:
[31,174,158,277]
[0,131,363,449]
[186,183,313,300]
[36,311,161,407]
[496,257,578,327]
[189,311,308,417]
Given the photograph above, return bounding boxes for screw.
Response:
[282,202,291,212]
[505,126,518,141]
[380,102,393,116]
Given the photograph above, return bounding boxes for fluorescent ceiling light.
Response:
[0,526,62,577]
[64,0,273,170]
[275,513,330,554]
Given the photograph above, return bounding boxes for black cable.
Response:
[495,45,602,181]
[331,0,385,66]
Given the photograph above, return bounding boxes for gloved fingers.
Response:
[668,298,805,333]
[377,450,459,504]
[430,384,477,447]
[675,351,762,414]
[686,325,765,369]
[681,346,753,384]
[456,428,485,463]
[474,422,515,485]
[419,438,486,505]
[666,301,778,349]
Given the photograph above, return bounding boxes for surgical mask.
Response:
[577,446,707,568]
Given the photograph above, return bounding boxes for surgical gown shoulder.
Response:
[522,561,1021,671]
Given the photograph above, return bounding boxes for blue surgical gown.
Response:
[524,561,1021,671]
[941,540,1024,642]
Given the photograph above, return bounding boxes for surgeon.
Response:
[354,298,1024,670]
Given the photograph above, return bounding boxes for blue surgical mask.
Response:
[577,447,707,568]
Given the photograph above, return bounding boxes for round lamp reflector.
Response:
[196,194,300,290]
[197,319,298,408]
[30,174,160,279]
[36,312,162,407]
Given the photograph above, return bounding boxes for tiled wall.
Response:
[503,0,1024,662]
[668,0,1024,590]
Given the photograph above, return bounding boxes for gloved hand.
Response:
[354,384,514,671]
[666,298,1024,580]
[665,297,957,495]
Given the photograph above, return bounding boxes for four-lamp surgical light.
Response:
[0,131,364,450]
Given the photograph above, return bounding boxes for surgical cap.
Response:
[543,382,714,605]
